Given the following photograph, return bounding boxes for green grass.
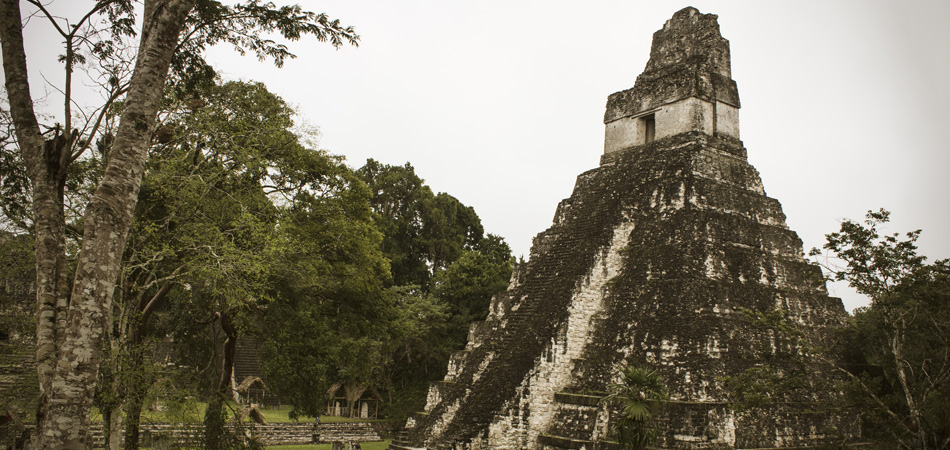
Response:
[265,440,391,450]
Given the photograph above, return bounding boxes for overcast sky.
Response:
[15,0,950,312]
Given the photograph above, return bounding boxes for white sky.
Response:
[13,1,950,312]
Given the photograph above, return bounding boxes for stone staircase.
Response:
[388,427,425,450]
[316,422,383,443]
[0,342,32,391]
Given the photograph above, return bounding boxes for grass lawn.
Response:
[265,440,391,450]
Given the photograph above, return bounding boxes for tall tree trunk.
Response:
[0,0,71,434]
[123,379,146,450]
[98,405,126,450]
[204,395,229,450]
[97,328,125,450]
[205,310,239,450]
[123,283,172,450]
[121,333,150,450]
[889,321,927,450]
[0,1,195,447]
[108,409,124,450]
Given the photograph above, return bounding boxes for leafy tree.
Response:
[258,162,391,420]
[433,234,514,324]
[381,287,450,386]
[355,159,433,287]
[352,160,517,419]
[429,233,514,370]
[356,159,484,290]
[0,0,357,445]
[110,79,296,448]
[601,365,669,450]
[114,79,386,447]
[421,192,484,272]
[814,209,950,450]
[261,287,392,420]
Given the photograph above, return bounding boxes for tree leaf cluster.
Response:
[350,160,514,419]
[601,365,669,450]
[820,210,949,450]
[356,159,486,289]
[171,0,360,94]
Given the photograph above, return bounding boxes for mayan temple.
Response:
[391,7,857,450]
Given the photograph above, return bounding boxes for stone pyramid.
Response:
[393,7,856,450]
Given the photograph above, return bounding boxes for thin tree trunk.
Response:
[121,331,149,450]
[890,322,927,450]
[99,399,125,450]
[101,409,112,448]
[123,284,172,450]
[99,320,124,450]
[123,382,146,450]
[0,0,71,433]
[1,0,195,447]
[205,311,239,450]
[108,409,123,450]
[219,310,238,397]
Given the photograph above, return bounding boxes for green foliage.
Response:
[430,234,514,358]
[356,159,484,290]
[98,78,390,435]
[433,234,514,322]
[0,102,31,232]
[377,287,451,415]
[601,365,669,450]
[0,233,34,340]
[813,209,927,298]
[152,82,397,421]
[171,0,359,93]
[257,154,390,420]
[353,159,513,421]
[814,209,950,450]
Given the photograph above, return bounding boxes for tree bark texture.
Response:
[889,320,928,450]
[122,284,172,450]
[108,411,124,450]
[219,310,238,397]
[123,380,146,450]
[0,0,71,425]
[1,0,195,447]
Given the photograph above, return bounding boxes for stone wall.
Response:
[86,421,383,447]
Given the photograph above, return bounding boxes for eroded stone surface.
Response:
[604,7,741,154]
[396,7,856,450]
